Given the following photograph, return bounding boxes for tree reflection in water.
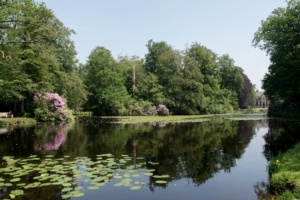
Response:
[0,117,268,199]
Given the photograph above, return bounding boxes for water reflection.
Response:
[0,117,268,200]
[34,123,67,151]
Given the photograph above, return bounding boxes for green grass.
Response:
[0,117,36,127]
[103,112,264,124]
[105,115,215,124]
[269,143,300,199]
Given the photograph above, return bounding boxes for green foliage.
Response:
[253,0,300,106]
[82,46,132,116]
[34,93,73,122]
[130,101,156,116]
[238,68,256,108]
[268,142,300,199]
[0,0,87,114]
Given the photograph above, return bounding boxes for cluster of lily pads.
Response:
[0,154,171,199]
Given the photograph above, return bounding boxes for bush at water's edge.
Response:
[268,143,300,199]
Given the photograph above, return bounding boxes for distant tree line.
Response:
[0,0,255,117]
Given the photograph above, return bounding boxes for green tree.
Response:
[253,0,300,104]
[144,40,182,108]
[83,46,131,116]
[218,54,243,109]
[186,43,226,113]
[0,0,87,114]
[238,68,255,108]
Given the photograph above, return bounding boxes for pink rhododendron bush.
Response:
[34,92,73,122]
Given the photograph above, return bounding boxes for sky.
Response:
[36,0,287,90]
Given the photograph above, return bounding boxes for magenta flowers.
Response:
[34,92,72,122]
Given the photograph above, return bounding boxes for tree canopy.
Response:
[0,0,255,116]
[0,0,87,114]
[253,0,300,104]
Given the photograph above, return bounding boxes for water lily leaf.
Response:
[62,194,70,199]
[131,174,140,178]
[9,194,15,199]
[11,189,24,196]
[88,186,99,190]
[40,183,52,187]
[155,180,167,184]
[130,186,141,190]
[144,172,153,176]
[10,178,20,182]
[71,192,85,198]
[62,187,73,192]
[94,182,105,187]
[62,183,72,187]
[114,182,123,187]
[114,175,122,179]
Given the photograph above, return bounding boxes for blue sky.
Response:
[36,0,287,90]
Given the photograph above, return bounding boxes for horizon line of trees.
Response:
[0,0,256,117]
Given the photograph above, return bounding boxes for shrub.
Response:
[34,92,73,122]
[156,104,169,116]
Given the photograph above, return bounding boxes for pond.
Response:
[0,115,299,200]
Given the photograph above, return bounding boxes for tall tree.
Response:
[0,0,87,114]
[218,54,243,108]
[186,43,224,113]
[238,68,255,108]
[253,0,300,104]
[83,46,131,116]
[144,40,182,108]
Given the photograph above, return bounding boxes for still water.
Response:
[0,116,297,200]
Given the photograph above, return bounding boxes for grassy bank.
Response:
[0,117,36,127]
[269,143,300,199]
[110,115,213,124]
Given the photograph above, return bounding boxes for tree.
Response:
[218,54,243,109]
[144,40,182,109]
[0,0,87,114]
[83,46,131,116]
[253,0,300,104]
[238,68,255,108]
[186,43,225,113]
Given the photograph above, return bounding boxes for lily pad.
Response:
[88,186,99,190]
[10,178,21,182]
[130,186,141,190]
[155,180,168,184]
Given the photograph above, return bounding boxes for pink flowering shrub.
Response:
[34,92,73,122]
[130,102,169,116]
[156,104,169,116]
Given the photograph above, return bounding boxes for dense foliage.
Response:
[80,41,255,115]
[253,0,300,116]
[0,0,255,117]
[34,92,73,122]
[0,0,87,116]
